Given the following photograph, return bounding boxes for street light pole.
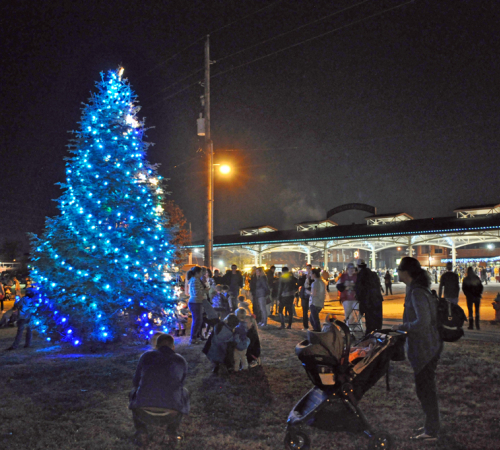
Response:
[204,35,213,269]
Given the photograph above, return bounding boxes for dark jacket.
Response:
[278,272,298,299]
[355,267,383,313]
[207,322,235,363]
[265,269,275,287]
[438,271,460,298]
[384,272,392,285]
[249,274,257,296]
[462,274,483,298]
[398,274,443,374]
[129,346,189,414]
[222,270,244,296]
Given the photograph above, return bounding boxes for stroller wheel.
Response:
[368,432,393,450]
[284,430,311,450]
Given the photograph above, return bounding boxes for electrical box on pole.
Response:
[197,113,205,136]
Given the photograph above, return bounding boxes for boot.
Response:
[174,330,180,337]
[181,329,186,336]
[279,313,285,329]
[468,318,473,330]
[475,318,480,331]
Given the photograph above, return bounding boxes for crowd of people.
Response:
[2,260,500,446]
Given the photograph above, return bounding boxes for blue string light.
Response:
[28,68,180,345]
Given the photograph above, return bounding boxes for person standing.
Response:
[355,260,384,334]
[384,270,393,296]
[13,277,21,298]
[248,266,259,322]
[255,267,270,327]
[222,264,244,312]
[298,264,313,330]
[265,265,277,314]
[480,267,488,286]
[129,333,189,446]
[392,257,443,442]
[438,262,460,304]
[265,265,276,287]
[187,266,208,345]
[277,267,297,329]
[309,268,326,332]
[337,263,358,326]
[462,266,483,330]
[6,290,34,350]
[321,268,330,292]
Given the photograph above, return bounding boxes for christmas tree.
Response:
[29,68,179,346]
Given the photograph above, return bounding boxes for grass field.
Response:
[1,316,499,450]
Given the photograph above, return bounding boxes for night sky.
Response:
[1,0,500,247]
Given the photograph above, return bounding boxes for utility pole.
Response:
[204,35,214,269]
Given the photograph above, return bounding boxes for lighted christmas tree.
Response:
[29,68,178,346]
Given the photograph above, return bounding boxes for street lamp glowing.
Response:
[219,164,231,174]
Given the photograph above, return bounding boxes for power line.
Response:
[137,36,206,80]
[212,0,414,80]
[216,0,372,64]
[143,67,203,101]
[147,1,414,105]
[144,0,370,103]
[209,0,285,36]
[139,0,283,81]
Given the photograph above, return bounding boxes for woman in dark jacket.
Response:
[462,266,483,330]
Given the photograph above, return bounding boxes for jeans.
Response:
[132,408,182,438]
[466,296,480,321]
[279,297,294,327]
[309,304,322,332]
[257,296,268,325]
[301,296,310,329]
[252,296,261,323]
[415,354,440,436]
[12,319,32,348]
[342,300,357,326]
[385,283,392,295]
[229,295,238,312]
[188,303,203,342]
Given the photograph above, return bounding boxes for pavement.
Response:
[319,282,500,343]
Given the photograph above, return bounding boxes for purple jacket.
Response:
[129,346,190,414]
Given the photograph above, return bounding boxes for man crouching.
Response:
[129,333,189,447]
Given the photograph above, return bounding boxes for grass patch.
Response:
[1,318,499,449]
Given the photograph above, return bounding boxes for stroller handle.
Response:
[377,328,408,336]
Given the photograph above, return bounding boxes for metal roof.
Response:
[188,215,500,248]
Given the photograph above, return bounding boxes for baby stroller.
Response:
[284,317,406,450]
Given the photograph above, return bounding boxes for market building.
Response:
[188,203,500,271]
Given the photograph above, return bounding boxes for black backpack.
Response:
[430,290,467,342]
